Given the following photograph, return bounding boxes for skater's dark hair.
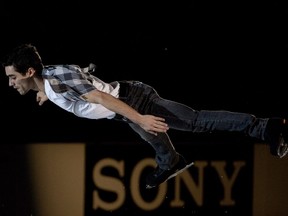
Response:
[2,43,44,76]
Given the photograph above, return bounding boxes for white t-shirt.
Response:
[44,79,119,119]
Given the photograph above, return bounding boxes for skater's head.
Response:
[2,43,43,76]
[3,44,44,95]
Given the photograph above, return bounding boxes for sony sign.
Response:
[85,139,253,216]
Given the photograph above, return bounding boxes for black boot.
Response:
[264,118,288,158]
[145,154,194,189]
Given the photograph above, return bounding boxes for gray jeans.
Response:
[114,80,268,169]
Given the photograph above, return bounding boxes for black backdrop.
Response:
[1,2,288,144]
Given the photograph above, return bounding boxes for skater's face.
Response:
[5,65,35,95]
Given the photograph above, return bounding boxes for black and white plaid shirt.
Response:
[42,64,97,101]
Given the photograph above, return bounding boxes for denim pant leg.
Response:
[152,98,268,141]
[116,81,179,169]
[122,81,268,140]
[128,123,178,170]
[116,81,269,169]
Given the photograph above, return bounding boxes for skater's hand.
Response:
[36,91,49,106]
[139,115,169,135]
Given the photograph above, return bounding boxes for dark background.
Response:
[1,1,288,143]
